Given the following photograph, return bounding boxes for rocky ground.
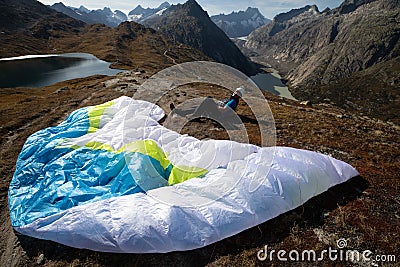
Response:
[0,69,399,266]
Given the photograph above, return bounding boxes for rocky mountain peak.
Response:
[246,7,258,11]
[337,0,383,14]
[245,7,262,16]
[53,2,66,8]
[158,1,170,9]
[129,5,144,15]
[185,0,201,6]
[180,0,208,18]
[143,0,257,75]
[128,2,170,23]
[257,4,321,37]
[77,5,90,13]
[211,7,270,38]
[102,7,112,14]
[274,4,320,23]
[321,7,331,13]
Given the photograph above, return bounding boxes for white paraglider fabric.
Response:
[9,96,358,253]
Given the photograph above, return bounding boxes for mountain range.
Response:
[49,2,172,27]
[50,2,128,27]
[211,7,271,38]
[245,0,400,123]
[48,2,270,39]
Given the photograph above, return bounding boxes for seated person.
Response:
[191,87,245,119]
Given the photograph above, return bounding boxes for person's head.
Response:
[233,87,245,99]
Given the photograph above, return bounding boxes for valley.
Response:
[244,0,400,123]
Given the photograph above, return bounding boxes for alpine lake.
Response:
[0,53,123,88]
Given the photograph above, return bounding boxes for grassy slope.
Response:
[291,56,400,125]
[0,75,398,266]
[49,22,210,73]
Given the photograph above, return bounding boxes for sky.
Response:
[38,0,344,19]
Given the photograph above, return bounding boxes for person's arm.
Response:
[224,99,238,110]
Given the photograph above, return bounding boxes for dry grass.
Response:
[48,22,210,74]
[0,74,399,266]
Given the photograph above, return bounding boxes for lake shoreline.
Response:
[0,53,124,88]
[250,68,297,101]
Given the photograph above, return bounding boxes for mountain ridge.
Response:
[0,0,86,57]
[50,2,173,26]
[50,2,128,27]
[0,0,85,33]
